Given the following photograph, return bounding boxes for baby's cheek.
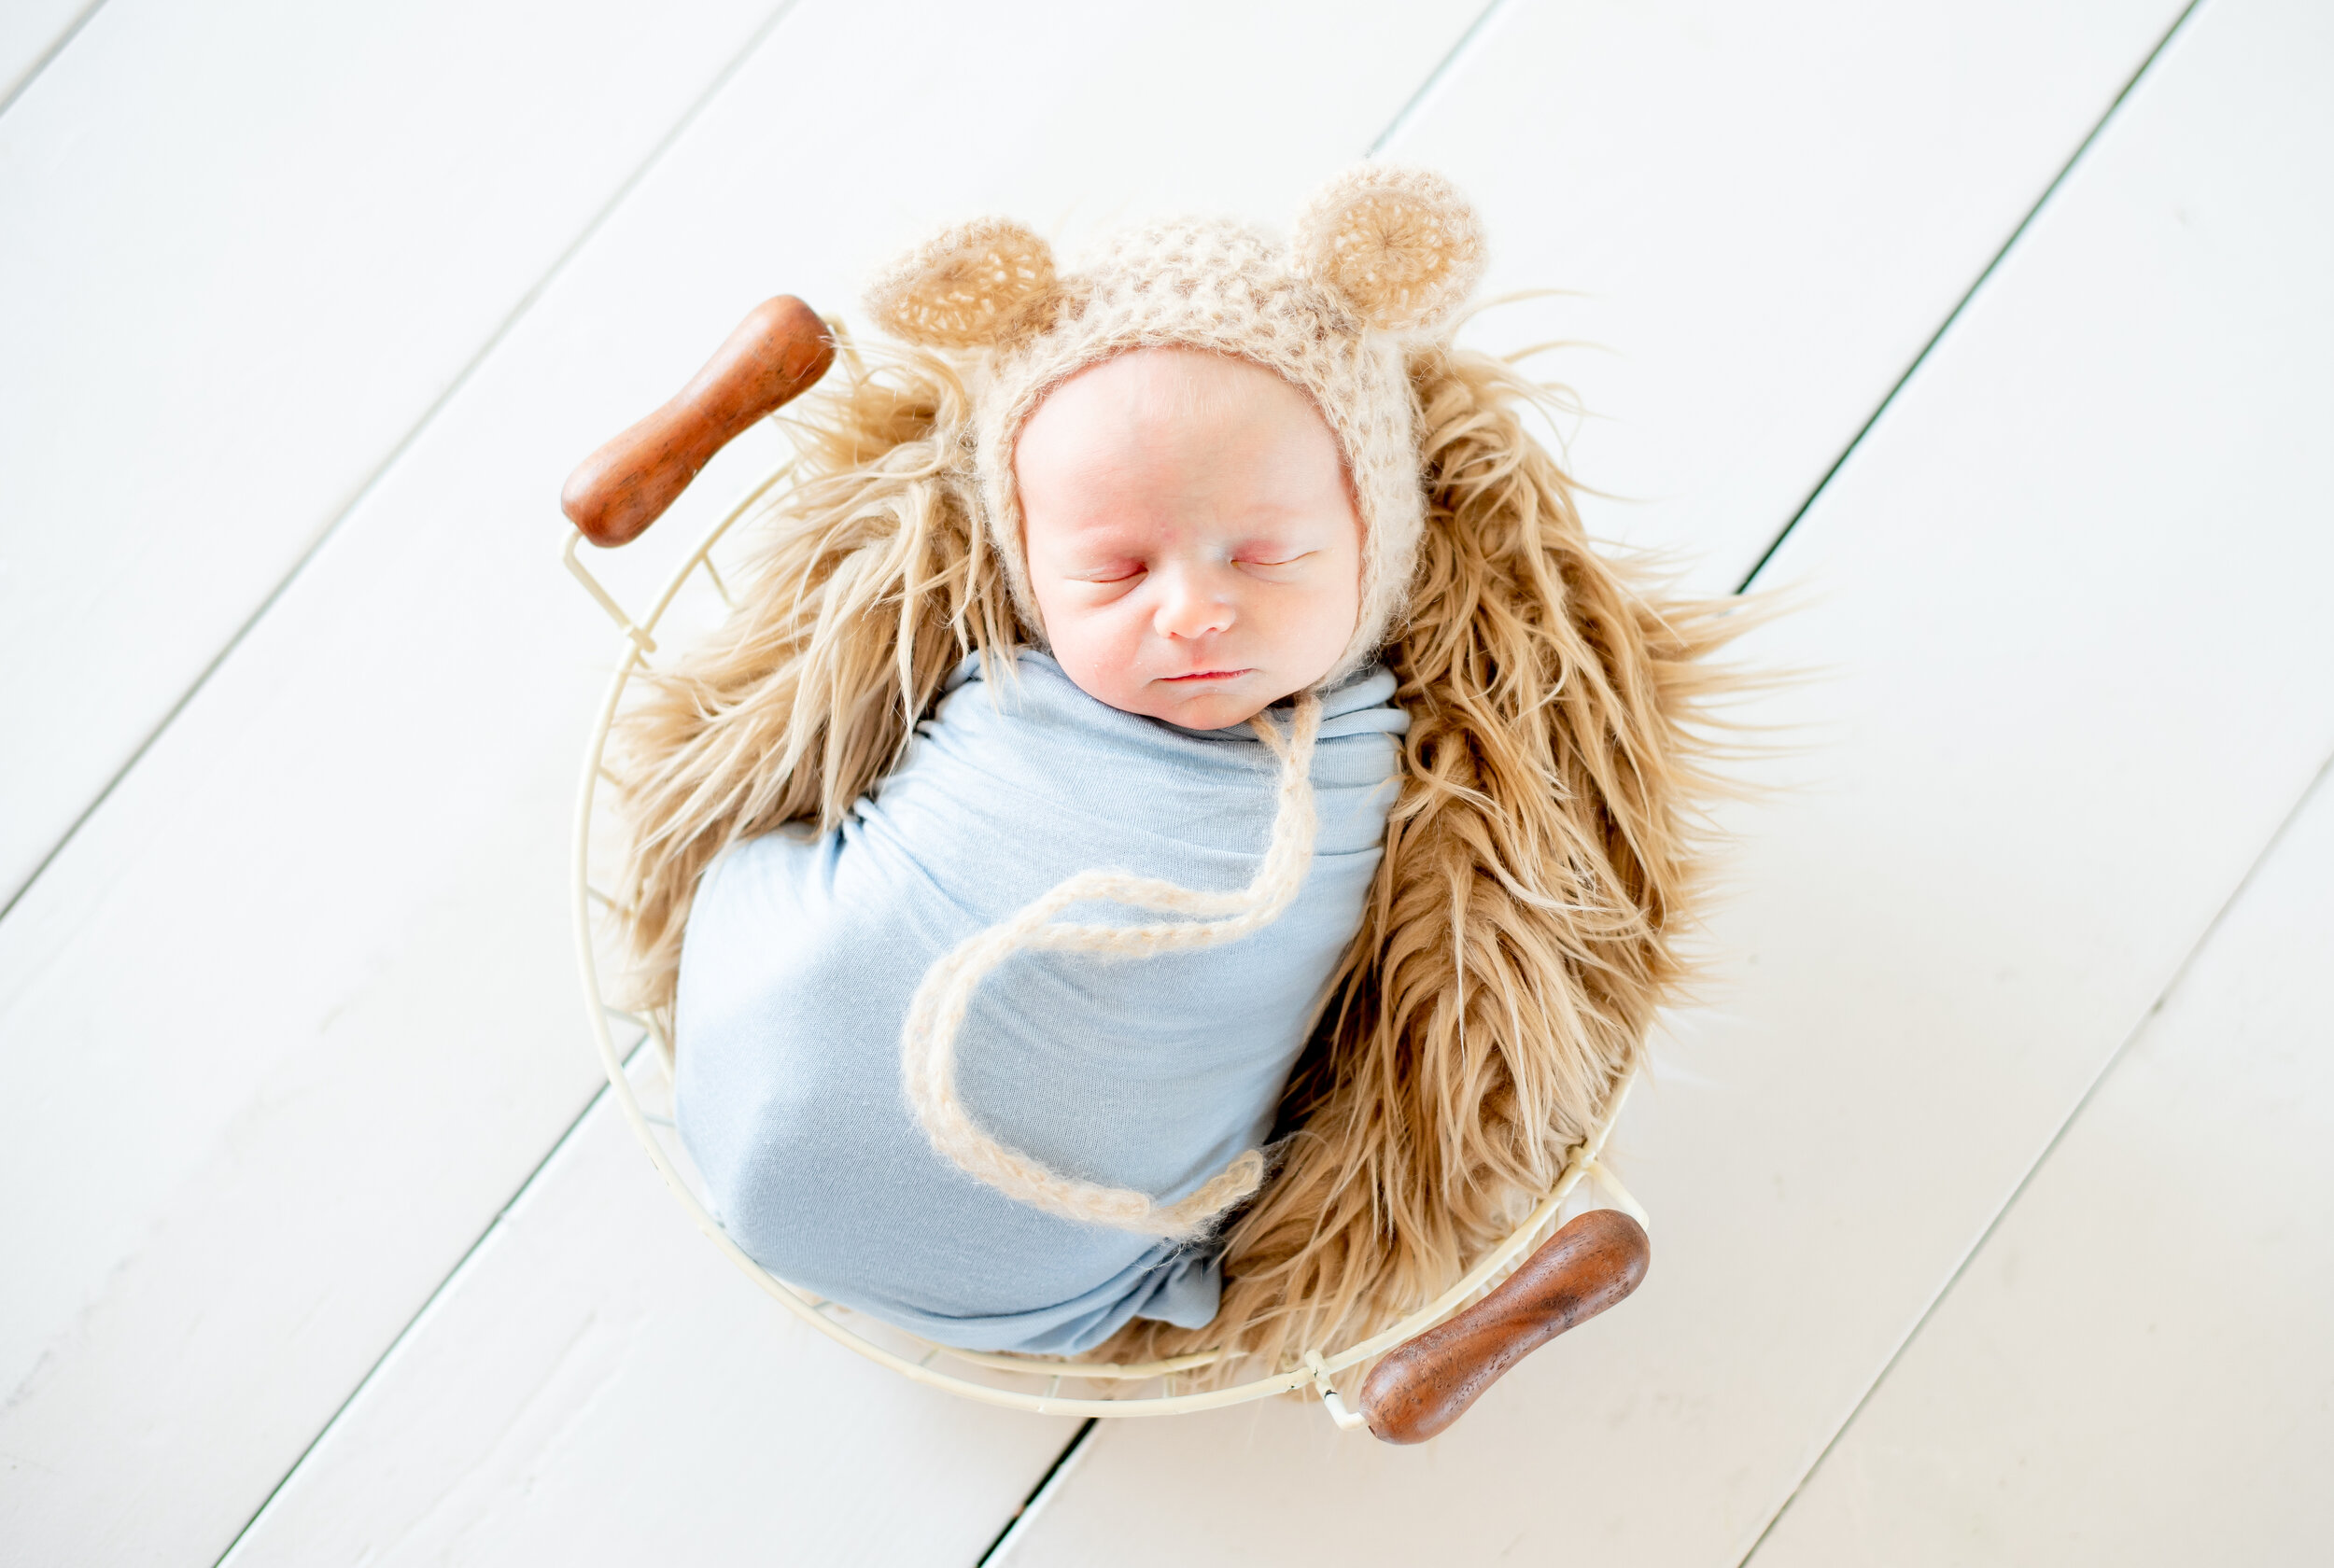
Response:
[1269,582,1352,663]
[1041,606,1132,704]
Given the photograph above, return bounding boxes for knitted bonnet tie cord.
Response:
[901,693,1325,1238]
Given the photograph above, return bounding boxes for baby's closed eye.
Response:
[1236,547,1322,580]
[1067,558,1147,584]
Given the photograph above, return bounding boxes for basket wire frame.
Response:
[564,459,1646,1427]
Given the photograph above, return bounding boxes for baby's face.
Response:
[1016,348,1362,731]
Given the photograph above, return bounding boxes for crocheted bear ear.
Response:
[1291,163,1485,334]
[862,217,1057,349]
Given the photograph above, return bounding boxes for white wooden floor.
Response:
[3,2,2327,1563]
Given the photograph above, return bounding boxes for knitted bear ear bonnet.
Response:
[861,162,1487,686]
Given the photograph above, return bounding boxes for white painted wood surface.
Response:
[0,0,2176,922]
[1000,1,2334,1561]
[9,0,2322,1562]
[0,0,91,109]
[0,3,1486,1561]
[194,7,2209,1558]
[0,0,780,906]
[219,1059,1087,1568]
[200,0,2212,1557]
[1418,0,2185,587]
[1750,758,2334,1563]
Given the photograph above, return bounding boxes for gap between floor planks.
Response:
[0,0,105,118]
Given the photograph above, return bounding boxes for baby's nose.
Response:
[1154,572,1235,638]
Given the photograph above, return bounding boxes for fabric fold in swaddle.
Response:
[673,650,1406,1354]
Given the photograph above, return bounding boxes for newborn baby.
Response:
[630,170,1703,1379]
[674,348,1409,1353]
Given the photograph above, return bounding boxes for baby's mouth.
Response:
[1160,668,1250,683]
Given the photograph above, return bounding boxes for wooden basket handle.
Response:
[1359,1207,1650,1444]
[560,295,837,548]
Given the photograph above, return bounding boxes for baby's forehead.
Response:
[1033,508,1314,552]
[1014,348,1358,557]
[1022,353,1343,482]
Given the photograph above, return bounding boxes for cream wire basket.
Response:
[561,460,1648,1429]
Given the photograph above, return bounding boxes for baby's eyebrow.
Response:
[1048,527,1150,558]
[1038,509,1150,541]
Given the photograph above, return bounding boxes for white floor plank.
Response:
[1749,765,2334,1563]
[0,0,91,109]
[1418,0,2185,588]
[218,1063,1087,1568]
[0,3,1485,1561]
[999,1,2334,1561]
[0,0,780,906]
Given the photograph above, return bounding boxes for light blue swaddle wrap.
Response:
[673,649,1408,1354]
